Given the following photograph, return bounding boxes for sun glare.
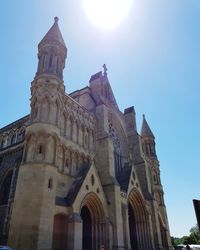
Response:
[83,0,132,30]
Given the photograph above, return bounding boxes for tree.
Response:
[183,225,200,245]
[171,225,200,249]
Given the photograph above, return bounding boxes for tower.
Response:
[141,115,172,250]
[8,17,67,250]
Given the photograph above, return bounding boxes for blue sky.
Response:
[1,0,200,237]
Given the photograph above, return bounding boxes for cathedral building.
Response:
[0,17,172,250]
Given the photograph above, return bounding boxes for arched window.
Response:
[17,129,25,142]
[108,121,122,176]
[65,159,69,168]
[49,54,53,68]
[37,144,44,155]
[1,138,5,148]
[11,133,17,144]
[0,171,13,205]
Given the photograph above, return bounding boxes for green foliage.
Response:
[171,225,200,249]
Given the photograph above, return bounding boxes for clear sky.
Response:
[1,0,200,238]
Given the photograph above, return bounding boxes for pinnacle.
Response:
[54,16,59,23]
[141,115,155,139]
[39,17,66,48]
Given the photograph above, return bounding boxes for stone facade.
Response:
[0,17,172,250]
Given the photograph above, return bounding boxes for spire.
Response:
[36,17,67,80]
[39,17,66,48]
[141,114,155,139]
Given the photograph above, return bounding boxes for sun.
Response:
[82,0,132,30]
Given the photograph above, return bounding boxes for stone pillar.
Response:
[147,212,156,250]
[105,185,125,250]
[67,213,82,250]
[78,126,83,146]
[88,129,94,151]
[124,207,131,250]
[104,217,111,250]
[71,152,76,176]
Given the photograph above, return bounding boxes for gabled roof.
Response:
[89,66,119,110]
[117,163,132,192]
[89,71,102,82]
[39,17,66,48]
[56,164,90,207]
[141,114,155,139]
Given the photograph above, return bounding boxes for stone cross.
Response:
[103,64,107,76]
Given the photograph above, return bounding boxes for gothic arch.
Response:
[24,132,35,162]
[0,170,13,205]
[57,145,65,172]
[55,99,60,125]
[128,188,152,250]
[66,115,73,139]
[0,133,8,149]
[31,97,39,121]
[80,192,106,250]
[60,112,67,136]
[63,148,71,174]
[40,96,51,122]
[35,131,47,161]
[17,126,25,143]
[72,120,78,143]
[46,134,56,164]
[108,112,129,157]
[10,130,17,145]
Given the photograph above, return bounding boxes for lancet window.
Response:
[108,121,122,176]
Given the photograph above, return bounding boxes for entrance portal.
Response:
[128,202,138,250]
[80,193,106,250]
[81,205,92,250]
[128,189,152,250]
[0,171,13,205]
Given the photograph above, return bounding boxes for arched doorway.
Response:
[52,214,68,250]
[81,206,92,250]
[0,171,13,245]
[80,193,106,250]
[0,171,13,205]
[128,189,152,250]
[128,202,138,250]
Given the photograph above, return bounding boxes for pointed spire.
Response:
[36,17,67,80]
[141,114,155,139]
[39,16,66,48]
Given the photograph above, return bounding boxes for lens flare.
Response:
[83,0,132,30]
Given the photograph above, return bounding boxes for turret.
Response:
[141,114,157,157]
[30,17,67,125]
[36,17,67,80]
[8,19,67,250]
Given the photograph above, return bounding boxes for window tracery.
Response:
[108,121,122,175]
